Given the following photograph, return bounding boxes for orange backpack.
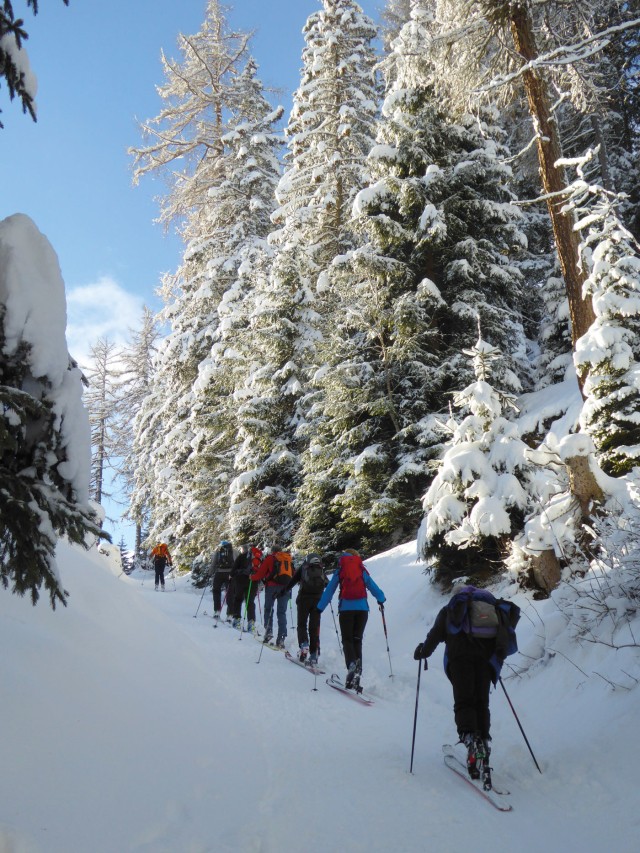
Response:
[270,551,294,585]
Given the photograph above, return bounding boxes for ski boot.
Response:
[345,662,357,689]
[298,643,309,662]
[461,733,481,780]
[308,653,318,666]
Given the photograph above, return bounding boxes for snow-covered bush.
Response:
[0,214,101,607]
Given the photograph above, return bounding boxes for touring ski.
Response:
[284,650,325,675]
[442,745,512,812]
[326,674,374,705]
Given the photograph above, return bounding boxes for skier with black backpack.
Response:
[228,544,259,632]
[413,584,520,781]
[277,553,327,665]
[211,539,235,622]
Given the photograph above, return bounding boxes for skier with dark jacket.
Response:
[317,548,385,690]
[278,553,327,665]
[228,544,260,632]
[211,540,235,621]
[413,584,519,779]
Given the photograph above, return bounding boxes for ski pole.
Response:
[379,604,394,677]
[289,596,296,629]
[499,677,542,773]
[193,583,207,617]
[410,658,427,774]
[329,601,342,654]
[239,580,253,641]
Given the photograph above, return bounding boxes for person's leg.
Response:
[263,586,276,640]
[154,564,161,589]
[247,583,257,624]
[352,611,368,669]
[276,590,290,644]
[308,603,321,656]
[212,572,224,613]
[159,566,165,589]
[476,659,493,741]
[339,611,356,668]
[297,598,311,648]
[447,656,480,737]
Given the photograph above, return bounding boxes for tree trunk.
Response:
[509,4,595,392]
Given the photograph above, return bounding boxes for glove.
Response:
[414,642,428,661]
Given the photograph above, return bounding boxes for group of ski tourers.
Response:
[150,538,521,786]
[205,540,386,691]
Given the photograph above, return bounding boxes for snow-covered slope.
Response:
[0,540,637,853]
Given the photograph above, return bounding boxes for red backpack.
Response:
[338,554,367,600]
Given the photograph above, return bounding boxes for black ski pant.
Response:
[447,652,494,740]
[154,558,167,588]
[296,592,322,654]
[230,576,257,622]
[212,571,231,613]
[339,610,368,670]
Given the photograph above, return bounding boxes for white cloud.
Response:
[66,275,145,369]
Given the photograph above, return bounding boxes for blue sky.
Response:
[2,0,382,548]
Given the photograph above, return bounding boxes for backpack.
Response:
[236,550,253,576]
[300,555,327,594]
[447,585,520,655]
[338,554,367,600]
[216,541,234,571]
[269,551,294,585]
[152,543,168,558]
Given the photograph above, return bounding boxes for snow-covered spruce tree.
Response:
[570,172,640,476]
[0,0,69,126]
[129,2,254,557]
[295,4,529,553]
[0,214,100,607]
[418,337,535,584]
[84,337,120,507]
[234,0,379,548]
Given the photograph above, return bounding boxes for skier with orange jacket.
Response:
[150,543,172,591]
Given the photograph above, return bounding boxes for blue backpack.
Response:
[447,586,520,659]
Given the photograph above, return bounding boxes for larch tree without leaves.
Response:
[84,337,120,507]
[129,0,255,558]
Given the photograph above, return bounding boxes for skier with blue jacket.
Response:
[317,548,386,690]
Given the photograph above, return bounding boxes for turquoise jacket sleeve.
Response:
[364,571,385,605]
[317,570,340,612]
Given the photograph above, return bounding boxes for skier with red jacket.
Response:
[317,548,385,690]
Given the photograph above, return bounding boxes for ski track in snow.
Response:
[0,540,637,852]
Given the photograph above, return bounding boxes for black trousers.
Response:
[230,575,257,621]
[296,593,322,654]
[339,610,368,669]
[447,653,493,740]
[212,571,231,612]
[154,557,167,587]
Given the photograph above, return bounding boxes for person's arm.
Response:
[363,569,385,604]
[416,607,448,659]
[250,554,273,583]
[317,570,340,612]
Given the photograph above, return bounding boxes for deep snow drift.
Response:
[0,540,637,853]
